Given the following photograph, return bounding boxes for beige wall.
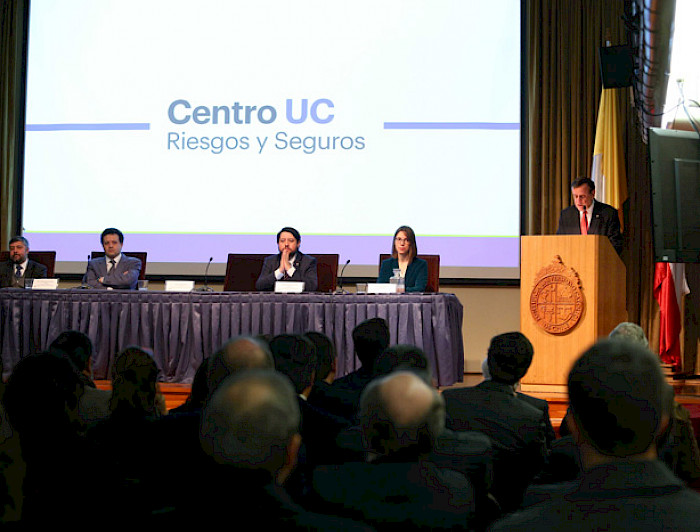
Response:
[443,285,521,373]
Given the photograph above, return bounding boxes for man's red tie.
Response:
[580,208,588,235]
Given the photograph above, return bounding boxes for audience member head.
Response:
[353,317,390,371]
[486,332,534,385]
[8,235,30,264]
[391,225,418,261]
[609,322,649,348]
[360,371,445,459]
[269,334,317,397]
[304,331,337,384]
[567,338,673,463]
[3,353,84,445]
[110,346,161,418]
[206,336,274,396]
[374,344,431,381]
[49,330,94,373]
[200,369,301,484]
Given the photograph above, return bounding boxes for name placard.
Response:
[274,281,305,293]
[366,283,398,294]
[165,280,195,292]
[30,278,59,290]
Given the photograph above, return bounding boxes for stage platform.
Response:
[97,375,700,436]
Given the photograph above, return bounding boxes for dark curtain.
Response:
[0,0,26,249]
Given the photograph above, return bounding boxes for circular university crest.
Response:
[529,256,584,334]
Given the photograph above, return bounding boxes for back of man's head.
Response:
[360,371,444,459]
[568,338,672,458]
[486,332,534,385]
[269,334,316,395]
[200,369,300,477]
[352,317,390,370]
[373,344,431,381]
[304,331,336,382]
[3,353,84,439]
[609,322,649,348]
[49,330,94,372]
[206,336,274,396]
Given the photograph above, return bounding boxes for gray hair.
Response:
[360,371,444,457]
[609,322,649,348]
[206,336,274,395]
[200,370,300,473]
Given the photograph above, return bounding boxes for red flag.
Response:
[653,262,689,366]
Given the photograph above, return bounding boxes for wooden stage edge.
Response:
[98,374,700,432]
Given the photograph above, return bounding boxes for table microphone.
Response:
[336,259,351,293]
[197,257,215,292]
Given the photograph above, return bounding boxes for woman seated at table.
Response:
[377,226,428,293]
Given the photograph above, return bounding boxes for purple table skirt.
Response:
[0,290,464,386]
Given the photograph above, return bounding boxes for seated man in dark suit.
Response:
[556,176,623,255]
[443,332,547,513]
[269,334,349,469]
[255,227,318,291]
[192,370,367,530]
[311,371,477,530]
[152,336,276,516]
[323,317,390,422]
[83,227,141,289]
[492,338,700,530]
[0,235,47,288]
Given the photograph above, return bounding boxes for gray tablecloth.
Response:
[0,289,464,385]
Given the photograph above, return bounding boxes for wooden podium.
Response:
[520,235,627,393]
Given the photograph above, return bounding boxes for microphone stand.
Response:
[197,257,215,292]
[335,259,351,294]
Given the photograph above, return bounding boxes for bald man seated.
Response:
[311,371,477,530]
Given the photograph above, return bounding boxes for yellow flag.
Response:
[591,88,627,230]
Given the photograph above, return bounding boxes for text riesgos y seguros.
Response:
[166,99,366,155]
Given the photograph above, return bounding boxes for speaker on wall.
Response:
[599,45,634,88]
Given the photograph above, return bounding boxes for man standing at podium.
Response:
[556,177,623,255]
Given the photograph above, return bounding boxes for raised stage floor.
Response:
[96,374,700,436]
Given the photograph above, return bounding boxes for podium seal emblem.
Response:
[529,255,584,334]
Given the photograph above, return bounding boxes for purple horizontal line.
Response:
[26,123,151,131]
[383,122,520,130]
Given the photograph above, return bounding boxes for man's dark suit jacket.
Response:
[319,366,375,422]
[0,259,48,288]
[491,460,700,531]
[443,380,548,512]
[556,200,623,255]
[311,459,477,530]
[517,391,556,448]
[83,254,141,290]
[255,251,318,291]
